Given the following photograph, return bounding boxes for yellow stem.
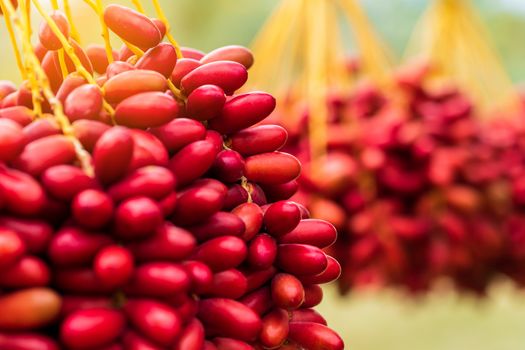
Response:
[285,0,306,98]
[122,39,144,57]
[0,0,27,80]
[63,0,81,42]
[50,0,58,9]
[306,0,329,169]
[250,0,301,93]
[338,0,394,88]
[1,0,93,176]
[131,0,145,13]
[32,0,115,118]
[57,49,70,78]
[406,0,518,114]
[167,79,186,102]
[292,0,308,100]
[150,0,182,58]
[18,0,43,117]
[32,0,92,81]
[24,0,32,37]
[241,177,254,204]
[326,0,350,92]
[94,0,115,65]
[82,0,98,13]
[33,55,95,176]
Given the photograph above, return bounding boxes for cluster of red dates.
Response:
[0,3,344,349]
[280,63,525,294]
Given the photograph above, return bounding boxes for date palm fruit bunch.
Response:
[290,66,523,294]
[250,0,525,294]
[0,0,344,348]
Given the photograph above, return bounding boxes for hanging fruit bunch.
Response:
[0,0,344,348]
[250,0,525,294]
[298,68,517,294]
[250,0,394,166]
[405,0,520,116]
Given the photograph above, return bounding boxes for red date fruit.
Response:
[289,309,326,325]
[198,298,262,341]
[288,322,344,350]
[209,92,276,134]
[0,288,61,330]
[173,318,205,350]
[38,11,70,50]
[115,92,178,129]
[245,152,301,185]
[107,61,135,79]
[64,84,103,121]
[22,116,59,144]
[264,201,301,237]
[271,273,304,310]
[0,333,59,350]
[136,43,177,78]
[114,196,163,239]
[239,286,273,316]
[12,135,75,177]
[42,165,98,201]
[259,309,289,348]
[93,127,134,184]
[247,234,277,269]
[72,189,114,229]
[169,139,220,187]
[188,211,245,242]
[194,236,247,272]
[126,262,190,297]
[72,119,111,152]
[60,308,125,349]
[0,256,50,287]
[232,203,264,241]
[0,229,25,268]
[0,38,342,348]
[104,5,161,49]
[201,45,254,69]
[94,245,134,288]
[0,217,52,254]
[149,118,206,154]
[207,268,247,299]
[86,44,118,74]
[300,255,341,285]
[213,338,254,350]
[302,284,324,308]
[124,299,182,346]
[277,244,328,276]
[183,260,214,294]
[186,84,226,121]
[230,125,288,156]
[181,61,247,96]
[0,118,24,162]
[279,219,337,248]
[0,168,45,216]
[48,227,112,266]
[104,69,167,104]
[171,58,200,87]
[108,166,175,202]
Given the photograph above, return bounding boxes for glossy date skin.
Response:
[0,6,343,348]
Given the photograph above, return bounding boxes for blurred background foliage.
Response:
[2,1,525,349]
[319,283,525,350]
[3,0,525,83]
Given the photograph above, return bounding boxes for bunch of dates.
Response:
[279,62,525,294]
[0,4,344,349]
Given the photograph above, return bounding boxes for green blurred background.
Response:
[3,0,525,83]
[3,1,525,349]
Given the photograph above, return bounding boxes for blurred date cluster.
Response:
[277,62,525,294]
